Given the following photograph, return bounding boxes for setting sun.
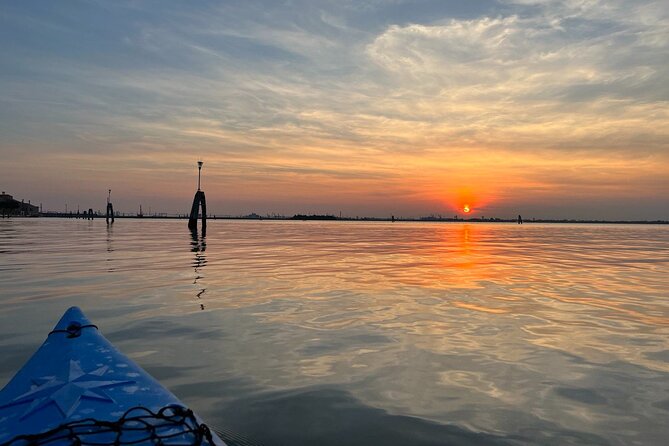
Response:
[463,205,471,213]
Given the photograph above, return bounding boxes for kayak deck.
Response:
[0,307,224,445]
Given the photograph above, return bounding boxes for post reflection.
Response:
[106,223,114,273]
[190,228,207,310]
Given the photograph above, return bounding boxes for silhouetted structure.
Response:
[291,214,337,220]
[518,215,523,224]
[0,192,39,217]
[106,189,114,224]
[188,161,207,233]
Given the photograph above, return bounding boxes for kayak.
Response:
[0,307,226,445]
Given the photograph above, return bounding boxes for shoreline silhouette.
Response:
[20,212,669,225]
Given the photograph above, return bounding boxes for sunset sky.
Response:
[1,0,668,219]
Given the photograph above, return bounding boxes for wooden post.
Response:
[106,203,114,224]
[106,189,114,224]
[188,161,206,233]
[188,190,207,232]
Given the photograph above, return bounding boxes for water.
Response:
[0,219,668,445]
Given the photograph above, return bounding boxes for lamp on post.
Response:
[197,160,203,191]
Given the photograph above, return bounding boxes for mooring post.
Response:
[188,161,207,232]
[106,189,114,224]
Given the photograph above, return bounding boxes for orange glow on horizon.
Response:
[445,186,487,216]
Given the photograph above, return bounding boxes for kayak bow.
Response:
[0,307,225,445]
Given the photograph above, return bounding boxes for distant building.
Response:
[0,191,39,217]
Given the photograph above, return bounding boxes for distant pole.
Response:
[197,160,203,191]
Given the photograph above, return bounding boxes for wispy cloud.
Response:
[0,0,667,218]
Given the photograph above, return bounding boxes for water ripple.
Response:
[0,219,668,445]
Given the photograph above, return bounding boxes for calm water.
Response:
[1,219,668,445]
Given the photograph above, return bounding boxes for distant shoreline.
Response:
[4,214,667,225]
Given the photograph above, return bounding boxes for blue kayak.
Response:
[0,307,226,445]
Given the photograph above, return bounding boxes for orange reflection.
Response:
[158,221,669,376]
[460,224,472,257]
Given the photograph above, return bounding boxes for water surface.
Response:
[1,219,668,445]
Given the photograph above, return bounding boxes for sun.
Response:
[463,205,471,213]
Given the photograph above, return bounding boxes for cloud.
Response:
[0,0,667,217]
[364,3,669,153]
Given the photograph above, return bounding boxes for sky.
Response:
[1,0,668,219]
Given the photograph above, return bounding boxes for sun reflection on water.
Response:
[1,219,668,444]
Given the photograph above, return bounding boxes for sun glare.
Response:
[463,205,471,213]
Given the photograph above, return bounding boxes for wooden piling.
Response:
[187,161,206,233]
[106,203,114,224]
[106,189,114,224]
[188,190,207,231]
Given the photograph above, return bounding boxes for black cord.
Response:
[0,405,215,446]
[48,324,98,338]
